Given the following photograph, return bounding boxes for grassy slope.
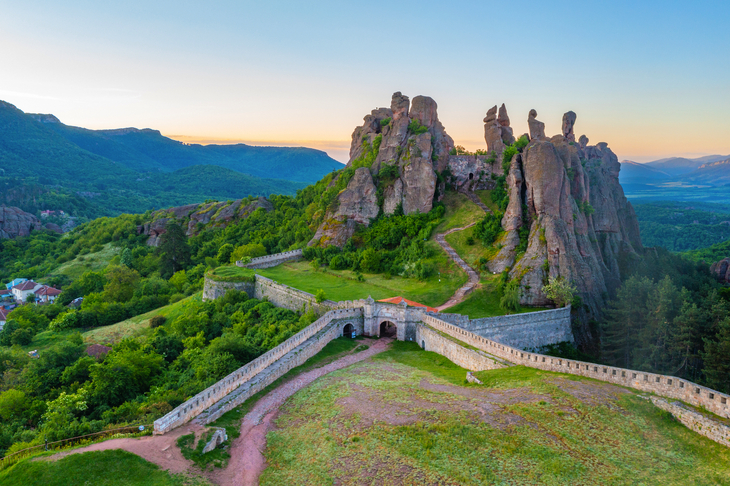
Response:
[256,259,464,307]
[0,449,209,486]
[261,342,730,486]
[433,191,484,233]
[49,243,119,280]
[82,293,202,345]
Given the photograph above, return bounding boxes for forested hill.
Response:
[0,101,338,219]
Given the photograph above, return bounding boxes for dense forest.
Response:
[633,201,730,252]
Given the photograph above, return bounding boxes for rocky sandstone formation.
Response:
[528,109,546,140]
[562,111,577,141]
[138,197,274,246]
[310,92,455,247]
[487,111,642,344]
[0,206,60,238]
[710,258,730,284]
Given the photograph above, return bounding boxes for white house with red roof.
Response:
[35,285,62,304]
[11,280,42,303]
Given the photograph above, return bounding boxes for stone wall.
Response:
[446,155,494,190]
[254,275,338,314]
[648,396,730,447]
[421,313,730,421]
[153,307,362,434]
[468,306,573,348]
[237,249,303,270]
[202,278,255,302]
[416,323,507,372]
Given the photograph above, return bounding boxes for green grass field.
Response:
[256,258,465,307]
[260,342,730,485]
[49,243,119,280]
[474,189,500,213]
[0,449,209,486]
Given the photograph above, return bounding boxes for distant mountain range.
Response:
[0,100,343,218]
[620,154,730,185]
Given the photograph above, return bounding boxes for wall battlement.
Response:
[236,249,303,269]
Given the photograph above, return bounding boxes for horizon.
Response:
[2,1,729,165]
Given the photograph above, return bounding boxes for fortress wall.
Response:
[201,314,364,425]
[154,307,362,434]
[202,278,255,302]
[421,313,730,421]
[467,306,573,349]
[416,324,506,372]
[236,249,303,269]
[649,396,730,447]
[253,275,337,314]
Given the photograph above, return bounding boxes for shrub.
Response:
[360,248,381,273]
[542,276,577,308]
[379,117,391,127]
[407,118,429,135]
[10,328,33,346]
[474,212,503,246]
[500,281,521,312]
[315,289,327,303]
[150,315,167,328]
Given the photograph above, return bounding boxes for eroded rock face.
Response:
[528,109,546,140]
[0,206,43,239]
[311,92,455,247]
[493,114,642,345]
[562,111,577,141]
[710,258,730,284]
[137,197,274,246]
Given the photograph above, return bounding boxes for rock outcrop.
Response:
[562,111,577,142]
[486,111,642,345]
[0,206,55,239]
[137,197,274,246]
[310,92,455,247]
[528,109,546,140]
[710,258,730,284]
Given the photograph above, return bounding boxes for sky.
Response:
[1,0,729,164]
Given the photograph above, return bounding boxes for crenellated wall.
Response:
[460,306,573,349]
[236,249,303,269]
[253,275,338,314]
[416,323,507,372]
[648,396,730,447]
[153,307,362,434]
[421,313,730,420]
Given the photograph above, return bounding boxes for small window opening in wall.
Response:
[612,370,616,376]
[644,375,649,382]
[710,393,715,399]
[622,371,626,377]
[722,397,727,404]
[421,340,425,350]
[655,377,660,383]
[696,388,701,394]
[594,366,598,372]
[559,360,562,365]
[680,382,685,388]
[668,379,673,385]
[542,357,546,362]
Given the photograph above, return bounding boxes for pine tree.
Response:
[157,222,191,279]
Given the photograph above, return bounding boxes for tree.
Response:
[315,289,327,303]
[103,265,141,303]
[541,276,576,308]
[120,248,133,268]
[360,248,381,273]
[0,389,27,420]
[10,328,33,346]
[230,243,266,263]
[217,243,234,265]
[500,281,521,312]
[157,222,191,279]
[702,317,730,394]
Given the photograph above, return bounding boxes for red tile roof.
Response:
[0,308,10,321]
[377,296,438,313]
[36,285,62,296]
[14,280,39,291]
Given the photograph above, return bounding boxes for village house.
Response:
[0,308,9,330]
[11,280,43,303]
[35,285,62,304]
[5,278,27,290]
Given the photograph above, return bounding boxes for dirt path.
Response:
[36,422,204,474]
[435,223,481,311]
[210,337,393,486]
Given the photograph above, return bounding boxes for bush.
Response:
[474,212,503,246]
[407,118,429,135]
[542,276,577,308]
[329,254,349,270]
[315,289,327,303]
[360,248,381,273]
[500,281,521,312]
[150,315,167,328]
[10,328,33,346]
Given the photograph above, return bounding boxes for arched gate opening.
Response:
[343,323,355,338]
[379,321,396,338]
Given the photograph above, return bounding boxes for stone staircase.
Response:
[435,223,481,311]
[460,189,492,214]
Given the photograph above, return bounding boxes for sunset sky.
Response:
[2,0,728,164]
